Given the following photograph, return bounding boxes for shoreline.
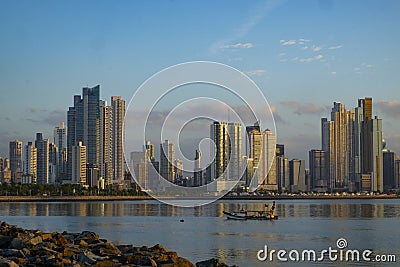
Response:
[0,194,398,202]
[0,221,233,267]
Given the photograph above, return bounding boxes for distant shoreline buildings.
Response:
[0,91,399,194]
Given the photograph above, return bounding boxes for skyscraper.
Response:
[309,149,327,192]
[48,142,58,184]
[395,159,400,189]
[383,150,396,191]
[112,96,125,184]
[67,86,101,182]
[227,122,242,180]
[260,129,277,191]
[194,149,202,186]
[289,159,306,193]
[247,126,262,187]
[321,97,384,192]
[130,151,148,190]
[160,140,175,183]
[174,159,183,181]
[9,139,22,172]
[370,117,383,192]
[99,101,113,185]
[24,142,37,183]
[54,122,67,181]
[330,102,348,189]
[35,133,49,184]
[210,122,229,181]
[72,141,86,184]
[276,144,289,192]
[2,157,11,183]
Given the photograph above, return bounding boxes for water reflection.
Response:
[0,199,399,218]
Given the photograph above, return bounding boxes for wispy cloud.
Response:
[294,54,324,63]
[25,108,66,126]
[220,42,254,49]
[328,45,343,50]
[280,39,296,46]
[270,105,284,123]
[209,0,283,54]
[331,71,337,75]
[245,69,266,76]
[353,63,373,74]
[375,100,400,118]
[281,101,325,115]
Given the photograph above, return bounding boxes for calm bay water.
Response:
[1,199,399,266]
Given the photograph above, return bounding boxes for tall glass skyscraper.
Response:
[67,86,100,182]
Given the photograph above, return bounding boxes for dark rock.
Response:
[137,256,157,267]
[52,233,68,247]
[0,258,19,267]
[94,259,120,267]
[77,252,97,265]
[196,258,232,267]
[91,242,121,256]
[0,221,230,267]
[9,238,23,250]
[0,236,12,249]
[0,249,25,258]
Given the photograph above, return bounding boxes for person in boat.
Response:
[269,201,276,219]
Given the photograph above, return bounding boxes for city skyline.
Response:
[1,1,399,160]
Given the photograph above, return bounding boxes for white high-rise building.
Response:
[72,141,86,184]
[130,151,148,190]
[227,122,243,181]
[100,101,113,185]
[160,140,175,183]
[370,117,383,192]
[259,129,277,191]
[24,142,37,183]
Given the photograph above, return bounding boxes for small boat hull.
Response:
[223,211,278,220]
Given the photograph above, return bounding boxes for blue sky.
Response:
[0,0,399,160]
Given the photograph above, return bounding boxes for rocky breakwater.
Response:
[0,221,234,267]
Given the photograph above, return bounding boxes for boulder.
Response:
[196,258,233,267]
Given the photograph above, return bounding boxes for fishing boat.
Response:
[223,210,278,220]
[223,202,278,220]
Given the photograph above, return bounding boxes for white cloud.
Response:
[279,52,286,57]
[312,45,322,52]
[315,54,323,60]
[328,45,343,50]
[298,38,311,42]
[331,71,337,75]
[297,54,323,63]
[280,39,296,46]
[301,46,308,50]
[220,42,254,49]
[245,69,266,76]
